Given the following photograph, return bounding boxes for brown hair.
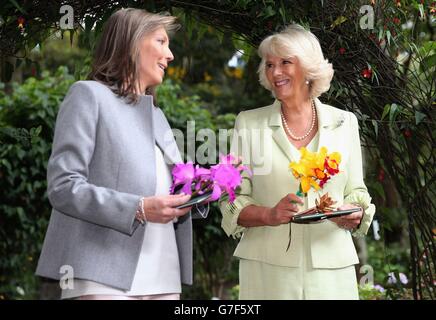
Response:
[88,8,179,103]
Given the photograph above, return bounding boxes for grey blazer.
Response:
[35,80,207,291]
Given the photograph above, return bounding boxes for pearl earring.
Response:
[305,80,310,85]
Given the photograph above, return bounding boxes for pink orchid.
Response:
[170,162,195,194]
[209,163,242,202]
[219,153,240,165]
[219,153,252,176]
[194,165,211,180]
[194,165,211,193]
[208,154,252,202]
[170,154,251,203]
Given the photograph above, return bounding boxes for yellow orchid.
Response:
[289,161,311,177]
[301,176,320,193]
[287,146,342,251]
[330,151,341,163]
[289,147,342,196]
[314,168,326,180]
[327,152,341,170]
[302,147,326,171]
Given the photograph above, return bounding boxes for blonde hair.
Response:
[257,24,334,98]
[88,8,180,103]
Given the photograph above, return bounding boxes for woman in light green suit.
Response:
[219,24,375,300]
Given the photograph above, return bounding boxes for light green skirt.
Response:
[238,226,359,300]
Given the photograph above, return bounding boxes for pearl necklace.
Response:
[280,99,316,141]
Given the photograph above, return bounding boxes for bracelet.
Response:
[135,197,146,225]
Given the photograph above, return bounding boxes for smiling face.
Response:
[137,27,174,91]
[265,54,308,102]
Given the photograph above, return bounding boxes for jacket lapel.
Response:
[153,107,182,165]
[139,95,181,165]
[308,98,345,205]
[269,100,296,163]
[314,98,336,154]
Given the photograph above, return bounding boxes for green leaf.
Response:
[421,41,436,53]
[421,54,436,70]
[16,148,26,160]
[389,103,399,122]
[16,207,26,223]
[331,16,348,29]
[371,68,380,85]
[415,111,426,125]
[279,5,286,24]
[381,104,390,121]
[264,6,275,18]
[8,0,27,14]
[418,4,424,20]
[196,24,208,42]
[215,30,224,44]
[1,159,12,171]
[372,120,378,138]
[378,28,384,41]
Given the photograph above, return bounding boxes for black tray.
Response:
[175,191,213,209]
[291,207,361,224]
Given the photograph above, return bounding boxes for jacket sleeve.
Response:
[47,82,141,236]
[343,113,376,237]
[219,112,260,238]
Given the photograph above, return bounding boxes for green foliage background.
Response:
[0,67,75,299]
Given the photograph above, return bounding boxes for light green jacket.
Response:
[220,98,376,269]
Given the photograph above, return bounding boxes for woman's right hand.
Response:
[265,193,304,226]
[141,194,192,223]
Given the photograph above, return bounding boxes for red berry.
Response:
[378,169,385,182]
[361,68,372,79]
[403,129,412,138]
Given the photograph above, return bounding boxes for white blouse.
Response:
[61,144,181,299]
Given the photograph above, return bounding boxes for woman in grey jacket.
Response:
[36,8,207,300]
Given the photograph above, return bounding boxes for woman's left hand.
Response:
[330,203,363,230]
